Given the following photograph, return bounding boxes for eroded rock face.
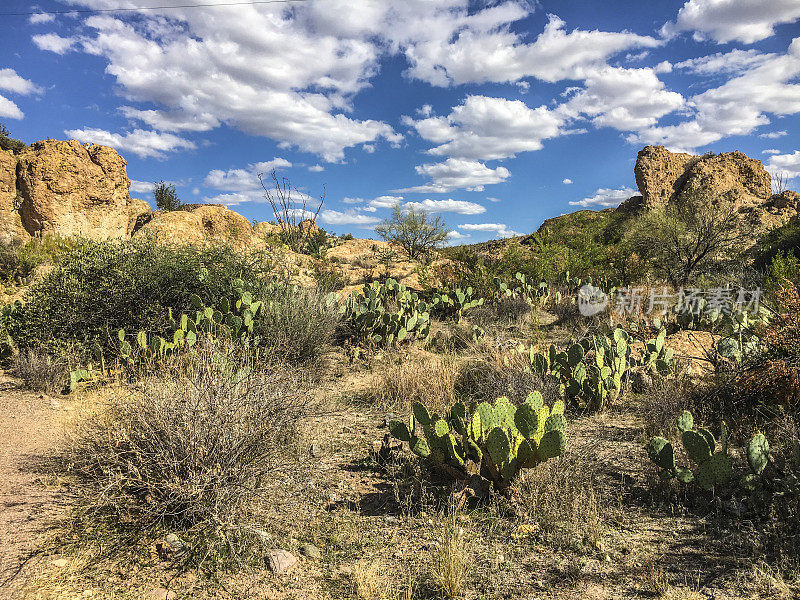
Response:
[634,146,774,209]
[133,204,264,250]
[634,146,696,209]
[0,149,29,244]
[15,139,150,240]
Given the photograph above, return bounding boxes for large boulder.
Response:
[634,146,696,208]
[677,150,772,208]
[15,139,150,239]
[0,149,29,245]
[132,204,264,251]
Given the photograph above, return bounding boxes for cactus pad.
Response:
[486,427,511,466]
[747,433,769,475]
[676,410,693,433]
[388,420,411,443]
[514,403,539,439]
[525,391,544,411]
[544,413,566,433]
[538,429,566,460]
[682,430,712,464]
[647,437,675,471]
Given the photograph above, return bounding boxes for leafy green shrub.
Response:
[0,123,26,154]
[153,180,182,211]
[375,204,449,261]
[0,236,78,283]
[388,394,567,494]
[764,250,799,297]
[10,239,270,356]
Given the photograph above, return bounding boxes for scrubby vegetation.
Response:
[3,190,800,598]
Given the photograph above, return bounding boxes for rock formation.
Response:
[14,140,151,239]
[0,149,27,245]
[634,146,697,209]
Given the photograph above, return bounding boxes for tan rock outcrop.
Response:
[15,139,150,239]
[677,151,772,208]
[133,204,265,251]
[634,146,696,208]
[0,149,29,245]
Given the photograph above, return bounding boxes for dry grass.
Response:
[638,376,693,439]
[514,442,610,551]
[428,517,473,600]
[369,352,458,415]
[455,351,559,405]
[12,348,68,395]
[352,560,413,600]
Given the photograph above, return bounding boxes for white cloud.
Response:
[630,38,800,150]
[569,187,637,208]
[407,95,569,161]
[201,192,253,206]
[446,230,471,241]
[458,222,521,238]
[763,149,782,155]
[369,195,403,209]
[32,33,78,54]
[129,180,154,194]
[662,0,800,44]
[0,95,24,120]
[761,130,788,139]
[308,164,325,172]
[0,68,41,95]
[397,158,510,193]
[318,209,380,226]
[675,49,772,75]
[561,66,684,131]
[403,13,661,86]
[64,127,196,159]
[29,13,56,24]
[767,150,800,179]
[403,198,486,215]
[487,196,501,202]
[204,158,292,192]
[562,178,573,184]
[35,5,405,162]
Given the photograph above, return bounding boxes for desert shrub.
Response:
[755,216,800,272]
[10,239,269,356]
[455,356,559,406]
[68,340,313,560]
[0,123,26,153]
[428,517,473,599]
[514,442,608,550]
[375,204,449,261]
[370,354,458,415]
[639,377,694,439]
[12,348,69,394]
[254,282,339,362]
[0,235,77,283]
[153,180,182,212]
[764,250,799,298]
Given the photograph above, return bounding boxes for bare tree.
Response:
[258,170,324,252]
[772,171,788,195]
[629,192,749,286]
[375,204,450,261]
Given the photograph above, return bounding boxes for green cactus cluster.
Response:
[494,272,551,305]
[640,328,675,375]
[524,328,632,411]
[389,393,567,492]
[340,278,431,346]
[647,410,733,490]
[429,286,484,322]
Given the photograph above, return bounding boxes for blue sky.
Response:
[1,0,800,242]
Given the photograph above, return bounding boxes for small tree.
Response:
[0,123,26,154]
[153,181,182,212]
[258,171,324,253]
[629,191,748,286]
[375,204,450,261]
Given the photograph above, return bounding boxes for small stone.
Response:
[165,533,185,552]
[266,549,297,574]
[51,558,69,568]
[49,398,61,409]
[147,588,176,600]
[299,543,322,560]
[309,444,322,458]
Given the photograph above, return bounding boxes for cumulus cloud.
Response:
[308,164,325,172]
[767,150,800,179]
[0,68,41,95]
[562,178,573,184]
[662,0,800,44]
[0,95,24,120]
[318,209,380,226]
[630,38,800,150]
[763,149,782,155]
[458,222,521,238]
[397,158,510,193]
[64,127,196,159]
[32,33,78,54]
[406,96,569,161]
[129,180,154,194]
[675,49,773,75]
[569,186,637,208]
[120,107,219,132]
[403,198,486,215]
[204,158,292,192]
[761,130,788,139]
[29,13,56,24]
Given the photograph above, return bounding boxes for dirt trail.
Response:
[0,372,70,599]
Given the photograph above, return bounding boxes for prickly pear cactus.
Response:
[388,393,568,494]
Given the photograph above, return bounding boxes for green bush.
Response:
[0,123,26,154]
[0,236,78,283]
[10,239,270,356]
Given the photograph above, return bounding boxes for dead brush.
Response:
[12,348,68,395]
[67,339,315,564]
[455,351,559,406]
[428,509,474,600]
[514,441,610,551]
[370,353,458,415]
